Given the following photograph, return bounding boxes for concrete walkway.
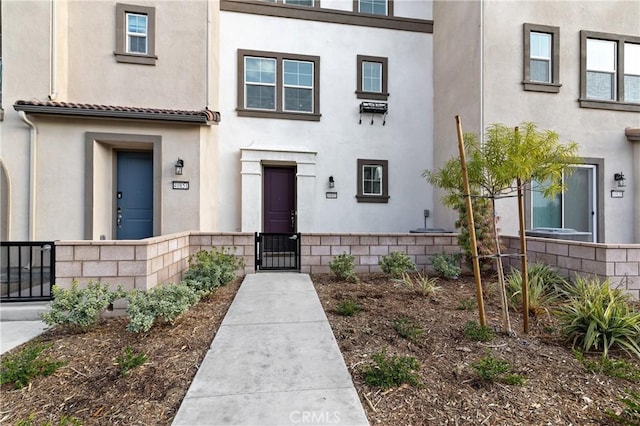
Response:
[172,273,369,426]
[0,302,50,355]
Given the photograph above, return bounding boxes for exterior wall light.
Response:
[175,158,184,175]
[614,172,626,187]
[329,176,335,188]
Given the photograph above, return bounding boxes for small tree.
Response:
[425,122,580,334]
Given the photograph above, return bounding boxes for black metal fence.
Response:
[255,233,301,271]
[1,241,55,302]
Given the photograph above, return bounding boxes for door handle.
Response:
[117,208,123,228]
[290,211,295,230]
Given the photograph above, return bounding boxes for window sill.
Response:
[578,99,640,113]
[237,108,321,121]
[522,81,561,93]
[356,90,389,101]
[356,195,389,203]
[114,51,158,65]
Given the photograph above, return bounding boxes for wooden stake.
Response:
[455,115,487,327]
[517,178,529,333]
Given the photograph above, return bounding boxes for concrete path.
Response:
[172,273,369,426]
[0,302,50,355]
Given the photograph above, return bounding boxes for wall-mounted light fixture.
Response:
[175,158,184,175]
[614,172,626,188]
[329,175,335,188]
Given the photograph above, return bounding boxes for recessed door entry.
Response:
[116,151,153,240]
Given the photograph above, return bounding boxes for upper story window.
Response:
[357,159,389,203]
[355,0,393,16]
[262,0,316,6]
[238,49,321,121]
[523,24,560,93]
[356,55,389,100]
[580,31,640,112]
[115,4,157,65]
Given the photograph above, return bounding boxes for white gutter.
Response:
[49,0,58,100]
[19,111,38,240]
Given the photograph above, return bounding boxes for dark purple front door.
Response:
[263,166,296,233]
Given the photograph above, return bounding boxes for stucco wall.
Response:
[218,9,434,233]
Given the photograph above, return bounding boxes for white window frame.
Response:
[358,0,388,15]
[586,38,617,101]
[244,56,277,111]
[529,32,552,83]
[282,59,314,113]
[126,12,148,55]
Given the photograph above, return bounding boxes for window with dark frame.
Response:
[115,3,157,65]
[579,30,640,112]
[356,55,389,100]
[356,159,389,203]
[237,49,321,121]
[523,23,561,93]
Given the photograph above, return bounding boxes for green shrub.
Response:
[431,253,462,280]
[471,351,525,385]
[393,316,424,343]
[379,252,415,278]
[608,389,640,425]
[1,343,66,389]
[557,276,640,358]
[573,349,640,381]
[328,253,358,282]
[456,297,476,311]
[184,248,244,296]
[15,414,82,426]
[335,299,362,316]
[116,346,147,377]
[126,283,200,333]
[463,321,496,342]
[506,264,561,316]
[42,281,123,332]
[362,348,420,389]
[394,270,439,297]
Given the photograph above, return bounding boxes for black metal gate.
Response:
[1,241,55,302]
[255,233,301,271]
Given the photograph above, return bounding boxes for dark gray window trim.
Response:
[579,30,640,113]
[237,49,321,121]
[356,55,389,100]
[352,0,394,17]
[220,0,432,33]
[356,159,389,203]
[523,23,561,93]
[115,3,157,65]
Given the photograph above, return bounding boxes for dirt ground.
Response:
[1,273,639,426]
[313,273,640,426]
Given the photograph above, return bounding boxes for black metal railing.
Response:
[255,233,301,271]
[1,241,55,302]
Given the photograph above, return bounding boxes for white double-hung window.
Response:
[530,32,552,83]
[283,60,314,112]
[126,13,148,54]
[624,42,640,103]
[586,38,617,101]
[358,0,388,15]
[245,57,277,110]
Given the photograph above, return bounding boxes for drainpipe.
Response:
[48,0,58,100]
[0,159,12,240]
[205,0,211,109]
[19,111,38,241]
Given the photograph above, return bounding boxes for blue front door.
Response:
[116,152,153,240]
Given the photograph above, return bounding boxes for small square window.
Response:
[356,0,391,16]
[357,159,389,203]
[523,24,560,93]
[356,55,389,100]
[115,4,157,65]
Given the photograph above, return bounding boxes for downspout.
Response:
[19,111,38,241]
[48,0,58,100]
[0,159,12,240]
[205,0,211,109]
[479,0,484,140]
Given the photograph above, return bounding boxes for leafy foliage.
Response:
[329,253,359,283]
[394,270,439,297]
[362,348,421,389]
[431,253,462,280]
[472,350,525,385]
[15,414,82,426]
[379,251,415,278]
[608,389,640,425]
[335,299,362,316]
[456,297,476,311]
[115,346,148,377]
[126,283,200,333]
[463,321,496,342]
[573,350,640,381]
[184,248,244,296]
[42,281,123,332]
[393,316,424,343]
[557,276,640,358]
[1,343,66,389]
[506,263,565,316]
